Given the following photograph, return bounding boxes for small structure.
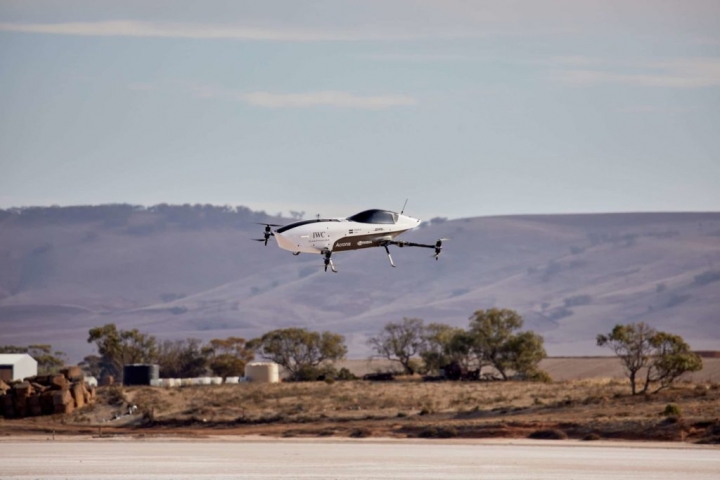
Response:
[123,364,160,386]
[0,354,38,382]
[244,362,280,383]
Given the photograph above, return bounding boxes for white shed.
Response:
[0,354,38,382]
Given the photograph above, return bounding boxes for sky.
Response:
[1,0,719,220]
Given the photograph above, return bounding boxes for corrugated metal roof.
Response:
[0,354,36,365]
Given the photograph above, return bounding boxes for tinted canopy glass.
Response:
[347,209,398,224]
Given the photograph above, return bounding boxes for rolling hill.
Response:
[1,205,719,360]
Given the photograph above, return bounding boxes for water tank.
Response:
[244,362,279,383]
[123,364,160,386]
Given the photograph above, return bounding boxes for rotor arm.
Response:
[383,238,446,261]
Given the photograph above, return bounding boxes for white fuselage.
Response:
[273,212,421,254]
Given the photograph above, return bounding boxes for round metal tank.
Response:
[244,362,279,383]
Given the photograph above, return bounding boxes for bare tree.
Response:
[597,323,656,395]
[367,318,426,375]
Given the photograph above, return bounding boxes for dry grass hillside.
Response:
[1,206,719,359]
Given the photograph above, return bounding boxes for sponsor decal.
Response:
[374,228,384,232]
[357,240,373,246]
[313,232,326,238]
[335,242,351,248]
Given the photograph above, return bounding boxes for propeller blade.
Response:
[254,222,283,227]
[252,239,266,242]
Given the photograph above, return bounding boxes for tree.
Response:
[203,337,254,379]
[420,323,475,373]
[597,322,657,395]
[468,308,546,380]
[27,344,66,374]
[597,323,703,394]
[367,317,426,375]
[252,328,347,380]
[79,354,104,378]
[156,339,208,378]
[501,331,547,379]
[649,333,703,393]
[87,324,158,380]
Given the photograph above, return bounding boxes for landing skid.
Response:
[322,249,337,273]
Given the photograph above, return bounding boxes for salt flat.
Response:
[1,438,718,479]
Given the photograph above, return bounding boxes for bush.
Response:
[335,368,357,381]
[582,433,601,441]
[350,428,371,438]
[662,404,682,417]
[418,426,458,438]
[107,386,126,406]
[528,429,568,440]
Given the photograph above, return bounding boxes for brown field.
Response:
[4,359,720,444]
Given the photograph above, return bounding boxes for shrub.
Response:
[662,404,682,417]
[418,426,458,438]
[106,386,127,406]
[528,429,568,440]
[582,433,601,441]
[335,368,357,381]
[350,428,371,438]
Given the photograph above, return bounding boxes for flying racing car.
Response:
[254,208,445,273]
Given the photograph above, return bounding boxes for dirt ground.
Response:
[3,370,720,445]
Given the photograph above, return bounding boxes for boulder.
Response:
[33,375,51,385]
[61,366,84,382]
[53,402,74,415]
[29,405,43,416]
[31,382,47,393]
[52,390,72,406]
[71,383,85,408]
[40,391,55,414]
[14,395,28,409]
[14,382,33,398]
[49,375,69,391]
[100,375,114,386]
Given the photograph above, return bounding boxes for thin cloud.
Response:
[136,83,419,110]
[0,20,471,42]
[238,91,417,110]
[360,53,480,62]
[550,57,720,88]
[618,105,698,113]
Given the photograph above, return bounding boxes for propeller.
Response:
[434,238,448,260]
[254,223,281,246]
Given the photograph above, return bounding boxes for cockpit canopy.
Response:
[347,209,398,224]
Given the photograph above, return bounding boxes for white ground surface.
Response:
[1,438,719,479]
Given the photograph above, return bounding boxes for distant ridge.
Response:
[1,205,719,361]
